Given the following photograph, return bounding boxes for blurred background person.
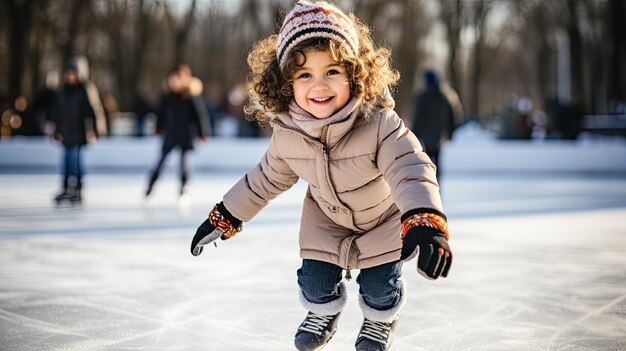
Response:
[70,56,108,137]
[35,71,60,136]
[132,92,156,137]
[144,65,209,204]
[51,59,104,205]
[411,68,463,181]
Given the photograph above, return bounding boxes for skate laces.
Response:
[359,319,392,344]
[298,312,333,336]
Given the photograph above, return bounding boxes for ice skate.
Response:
[68,188,82,206]
[143,177,157,206]
[294,311,341,351]
[145,178,156,198]
[53,189,72,206]
[178,185,190,207]
[355,318,398,351]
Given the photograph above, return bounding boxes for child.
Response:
[190,1,452,350]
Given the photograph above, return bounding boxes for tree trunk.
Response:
[60,0,89,67]
[608,0,626,107]
[441,0,462,95]
[469,0,490,120]
[6,0,33,103]
[173,0,197,64]
[29,24,43,100]
[128,0,152,110]
[566,0,586,112]
[396,0,422,118]
[532,4,552,107]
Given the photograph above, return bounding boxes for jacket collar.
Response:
[270,92,393,147]
[323,106,361,147]
[273,98,362,146]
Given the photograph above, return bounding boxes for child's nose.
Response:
[311,77,329,90]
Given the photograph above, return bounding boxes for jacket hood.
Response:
[186,77,204,97]
[68,55,90,82]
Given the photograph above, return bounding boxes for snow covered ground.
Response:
[0,168,625,350]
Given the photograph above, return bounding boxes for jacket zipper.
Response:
[319,126,330,177]
[321,125,354,278]
[273,121,354,273]
[272,121,339,205]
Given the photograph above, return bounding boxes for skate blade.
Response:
[178,193,191,208]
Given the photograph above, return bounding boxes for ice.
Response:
[1,170,625,350]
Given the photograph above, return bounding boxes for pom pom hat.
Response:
[277,1,359,70]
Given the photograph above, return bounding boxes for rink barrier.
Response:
[0,136,625,173]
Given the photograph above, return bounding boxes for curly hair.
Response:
[244,13,399,125]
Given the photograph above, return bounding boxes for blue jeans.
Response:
[62,145,83,188]
[297,259,403,311]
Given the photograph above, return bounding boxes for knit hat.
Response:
[277,1,359,70]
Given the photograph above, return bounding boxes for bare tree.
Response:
[607,0,626,109]
[163,0,197,65]
[530,3,555,107]
[93,0,156,110]
[4,0,35,103]
[354,0,430,118]
[564,0,586,111]
[467,0,492,119]
[32,0,94,92]
[2,0,621,137]
[439,0,463,94]
[61,0,91,66]
[396,0,430,117]
[27,0,52,99]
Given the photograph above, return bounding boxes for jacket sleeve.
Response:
[84,81,107,137]
[156,95,167,134]
[190,96,210,137]
[442,83,464,136]
[50,93,62,134]
[376,110,443,214]
[222,134,299,222]
[81,86,98,140]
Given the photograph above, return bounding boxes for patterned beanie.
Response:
[277,1,359,70]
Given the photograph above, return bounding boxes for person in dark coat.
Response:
[34,72,60,135]
[52,62,100,204]
[145,66,209,201]
[411,69,463,181]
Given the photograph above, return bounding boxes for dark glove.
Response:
[400,210,452,280]
[190,202,242,256]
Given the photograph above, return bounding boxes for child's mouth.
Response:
[310,97,333,103]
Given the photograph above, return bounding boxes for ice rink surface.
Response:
[1,169,625,350]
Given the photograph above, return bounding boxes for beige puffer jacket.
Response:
[223,105,442,270]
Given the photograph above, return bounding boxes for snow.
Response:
[1,166,625,350]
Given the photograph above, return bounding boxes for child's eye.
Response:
[296,72,311,79]
[327,69,341,76]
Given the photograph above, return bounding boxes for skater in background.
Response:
[411,68,463,181]
[190,2,452,350]
[144,64,209,202]
[31,71,60,136]
[51,58,105,205]
[70,55,108,137]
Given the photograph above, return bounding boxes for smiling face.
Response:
[291,49,351,119]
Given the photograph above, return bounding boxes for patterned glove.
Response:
[400,209,452,280]
[190,202,243,256]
